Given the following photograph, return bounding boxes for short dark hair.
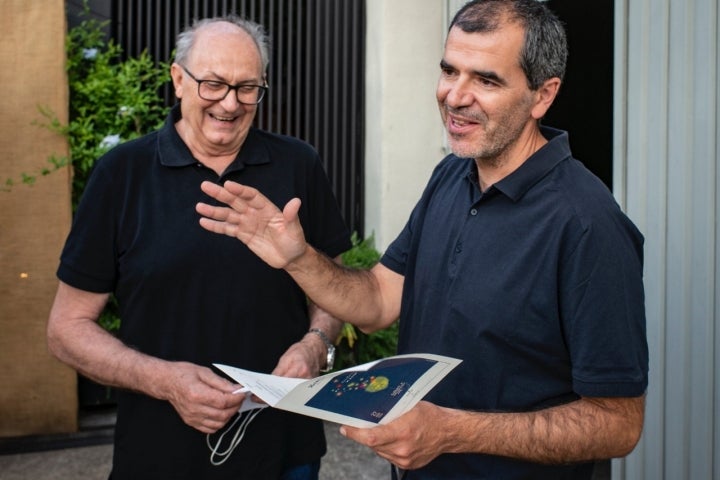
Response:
[450,0,567,90]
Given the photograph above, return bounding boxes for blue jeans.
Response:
[280,461,321,480]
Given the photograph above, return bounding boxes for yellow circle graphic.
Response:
[365,376,389,393]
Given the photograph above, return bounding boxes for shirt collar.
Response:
[157,103,271,172]
[463,126,572,202]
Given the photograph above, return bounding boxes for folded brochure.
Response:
[214,353,461,428]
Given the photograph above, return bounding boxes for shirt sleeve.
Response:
[560,209,648,397]
[56,156,119,293]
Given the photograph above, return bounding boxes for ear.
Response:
[530,77,561,120]
[170,63,184,99]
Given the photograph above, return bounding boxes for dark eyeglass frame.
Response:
[180,65,268,105]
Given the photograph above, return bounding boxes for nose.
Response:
[219,89,243,110]
[439,77,473,108]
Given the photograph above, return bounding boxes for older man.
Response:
[48,15,350,480]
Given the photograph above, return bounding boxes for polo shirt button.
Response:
[470,208,478,216]
[197,163,202,167]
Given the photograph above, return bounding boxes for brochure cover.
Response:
[214,353,462,428]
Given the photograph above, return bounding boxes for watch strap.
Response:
[308,328,335,372]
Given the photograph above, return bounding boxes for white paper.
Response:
[215,353,461,428]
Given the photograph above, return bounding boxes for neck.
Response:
[175,120,242,176]
[475,126,547,191]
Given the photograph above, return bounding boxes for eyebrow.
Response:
[191,67,262,85]
[439,59,506,86]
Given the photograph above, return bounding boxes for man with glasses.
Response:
[47,15,350,480]
[179,64,268,106]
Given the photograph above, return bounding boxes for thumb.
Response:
[283,198,302,221]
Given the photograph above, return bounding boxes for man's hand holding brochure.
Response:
[215,353,461,428]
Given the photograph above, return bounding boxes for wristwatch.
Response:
[308,328,335,373]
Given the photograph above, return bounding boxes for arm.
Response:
[272,257,345,378]
[285,245,403,332]
[47,281,244,434]
[341,395,645,470]
[196,180,403,331]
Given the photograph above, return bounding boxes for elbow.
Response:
[584,394,646,460]
[616,418,644,458]
[357,323,380,335]
[610,399,646,458]
[46,310,73,364]
[46,319,64,361]
[354,313,398,335]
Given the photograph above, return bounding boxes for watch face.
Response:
[323,346,336,372]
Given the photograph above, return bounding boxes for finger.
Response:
[196,202,234,221]
[222,181,267,206]
[200,180,231,203]
[199,414,233,434]
[274,363,310,378]
[340,425,389,448]
[198,216,242,238]
[221,181,270,211]
[272,357,306,378]
[199,180,252,210]
[282,197,302,222]
[222,180,253,196]
[199,369,239,393]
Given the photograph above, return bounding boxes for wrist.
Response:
[306,328,335,372]
[286,245,320,275]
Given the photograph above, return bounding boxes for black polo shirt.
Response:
[58,105,352,479]
[382,127,648,479]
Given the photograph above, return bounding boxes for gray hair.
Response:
[174,15,271,72]
[450,0,567,90]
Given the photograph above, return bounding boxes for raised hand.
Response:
[196,180,308,269]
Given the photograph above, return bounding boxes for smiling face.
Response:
[170,22,265,160]
[437,23,554,166]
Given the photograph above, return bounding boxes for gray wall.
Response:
[613,0,719,478]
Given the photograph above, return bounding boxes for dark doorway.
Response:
[543,0,614,189]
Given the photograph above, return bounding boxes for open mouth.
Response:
[445,105,482,135]
[209,112,239,122]
[447,114,479,135]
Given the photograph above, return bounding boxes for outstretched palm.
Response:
[196,180,307,269]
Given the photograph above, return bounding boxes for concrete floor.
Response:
[0,408,610,480]
[0,421,389,480]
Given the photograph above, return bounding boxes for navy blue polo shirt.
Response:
[382,127,648,479]
[58,105,352,480]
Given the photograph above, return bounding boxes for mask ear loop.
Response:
[207,408,264,466]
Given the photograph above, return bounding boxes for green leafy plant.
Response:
[5,6,171,211]
[10,5,172,335]
[335,232,399,370]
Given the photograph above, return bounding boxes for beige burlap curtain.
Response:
[0,0,76,436]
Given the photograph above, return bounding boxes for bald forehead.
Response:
[197,20,248,37]
[190,21,260,60]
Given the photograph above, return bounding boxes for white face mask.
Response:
[206,402,266,466]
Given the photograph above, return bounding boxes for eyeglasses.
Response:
[180,65,268,105]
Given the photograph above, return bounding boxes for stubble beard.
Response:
[444,99,533,168]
